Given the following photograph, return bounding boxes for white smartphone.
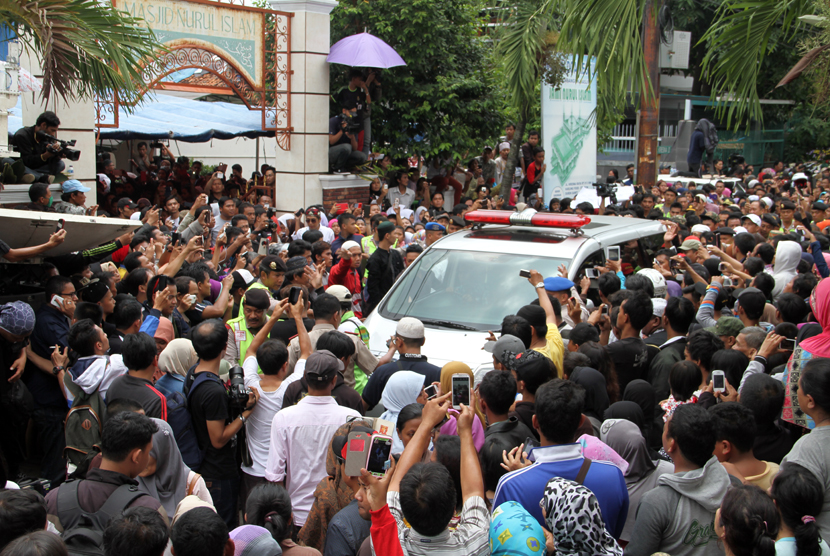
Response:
[537,187,544,198]
[712,370,726,393]
[607,246,621,261]
[50,294,64,309]
[365,434,393,477]
[424,384,439,400]
[451,373,470,410]
[216,172,224,179]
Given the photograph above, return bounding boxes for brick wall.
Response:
[322,186,370,207]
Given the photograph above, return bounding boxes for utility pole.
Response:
[636,0,661,189]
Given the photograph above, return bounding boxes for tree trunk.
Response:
[498,118,527,199]
[636,0,661,190]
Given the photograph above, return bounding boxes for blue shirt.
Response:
[23,304,70,409]
[493,443,629,539]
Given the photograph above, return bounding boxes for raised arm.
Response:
[528,269,555,325]
[456,390,485,501]
[389,393,451,493]
[3,230,66,262]
[245,298,291,361]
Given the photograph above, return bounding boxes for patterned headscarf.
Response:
[0,301,36,337]
[489,502,546,556]
[542,477,623,556]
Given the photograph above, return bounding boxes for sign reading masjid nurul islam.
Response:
[540,59,597,204]
[113,0,264,89]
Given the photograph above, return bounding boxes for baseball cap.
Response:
[762,197,774,208]
[483,334,526,370]
[62,179,90,193]
[705,316,745,338]
[425,222,446,232]
[742,214,761,226]
[679,238,702,251]
[715,226,736,236]
[761,213,779,226]
[435,211,451,221]
[793,172,809,182]
[327,284,352,304]
[305,349,343,382]
[748,181,760,189]
[450,215,465,228]
[695,194,708,203]
[117,198,138,210]
[733,226,749,234]
[543,276,575,292]
[735,286,764,299]
[396,317,425,339]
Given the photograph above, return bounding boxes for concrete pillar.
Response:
[270,0,337,212]
[20,50,98,205]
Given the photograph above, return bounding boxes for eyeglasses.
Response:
[59,291,78,299]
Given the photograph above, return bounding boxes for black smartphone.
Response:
[780,338,796,351]
[55,219,65,233]
[171,232,180,246]
[519,269,531,278]
[607,246,621,261]
[288,286,301,305]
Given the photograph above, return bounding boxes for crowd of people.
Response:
[3,115,830,556]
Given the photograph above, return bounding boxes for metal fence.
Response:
[713,129,785,168]
[602,123,677,153]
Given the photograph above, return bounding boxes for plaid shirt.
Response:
[386,492,490,556]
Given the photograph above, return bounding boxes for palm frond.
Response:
[2,0,165,106]
[701,0,811,130]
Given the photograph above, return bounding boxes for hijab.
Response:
[603,401,646,437]
[136,419,190,517]
[799,278,830,358]
[158,339,198,377]
[570,367,610,421]
[542,477,623,556]
[380,371,425,453]
[230,525,282,556]
[772,241,802,300]
[440,362,486,425]
[154,317,175,345]
[600,419,656,484]
[624,379,663,449]
[172,495,215,525]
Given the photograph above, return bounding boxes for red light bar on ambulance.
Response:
[464,210,591,229]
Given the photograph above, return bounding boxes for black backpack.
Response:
[57,481,147,556]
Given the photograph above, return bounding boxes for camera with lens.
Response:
[593,180,618,203]
[150,142,164,149]
[227,365,250,409]
[35,130,81,161]
[341,112,362,133]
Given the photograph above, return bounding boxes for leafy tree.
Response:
[329,0,504,162]
[2,0,163,105]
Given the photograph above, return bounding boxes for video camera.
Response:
[35,130,81,161]
[227,365,250,409]
[593,179,618,204]
[341,112,362,133]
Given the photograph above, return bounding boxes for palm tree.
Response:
[2,0,164,105]
[499,0,811,187]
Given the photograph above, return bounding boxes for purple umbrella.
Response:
[327,32,406,69]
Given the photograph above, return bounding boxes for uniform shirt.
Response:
[265,395,361,526]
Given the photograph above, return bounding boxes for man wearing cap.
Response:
[361,317,441,411]
[365,221,404,314]
[741,214,762,236]
[236,255,286,319]
[224,288,271,368]
[266,349,362,527]
[447,215,466,234]
[330,241,364,318]
[485,334,527,372]
[520,270,565,375]
[759,213,779,239]
[678,237,704,264]
[777,200,798,233]
[117,198,138,219]
[424,222,445,247]
[704,316,744,350]
[328,284,371,393]
[80,279,116,328]
[811,201,829,233]
[0,301,36,477]
[293,207,335,243]
[54,179,94,216]
[543,275,590,328]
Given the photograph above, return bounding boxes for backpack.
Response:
[698,118,719,156]
[160,369,224,471]
[155,383,204,470]
[57,481,147,556]
[63,376,107,469]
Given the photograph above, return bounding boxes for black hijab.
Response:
[624,379,663,450]
[570,367,610,421]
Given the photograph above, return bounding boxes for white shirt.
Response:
[292,225,335,243]
[265,394,361,526]
[241,357,305,477]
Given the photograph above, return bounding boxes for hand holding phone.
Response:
[55,219,65,233]
[519,269,531,278]
[712,370,726,393]
[451,373,471,410]
[424,384,439,400]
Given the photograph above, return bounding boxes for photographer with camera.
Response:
[329,100,368,174]
[187,318,259,527]
[6,111,75,184]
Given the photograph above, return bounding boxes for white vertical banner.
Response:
[541,60,597,205]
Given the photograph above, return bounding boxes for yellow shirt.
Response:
[744,461,780,491]
[532,324,565,378]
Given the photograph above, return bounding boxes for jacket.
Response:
[328,258,363,318]
[624,457,734,556]
[365,247,403,314]
[13,125,49,169]
[484,416,535,450]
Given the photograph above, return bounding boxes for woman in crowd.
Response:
[379,371,428,453]
[601,418,674,544]
[542,476,623,555]
[396,403,423,451]
[624,379,664,451]
[369,177,389,212]
[715,485,779,556]
[246,483,321,555]
[438,362,486,451]
[569,366,610,436]
[578,341,620,403]
[770,463,830,556]
[156,339,198,395]
[136,420,212,517]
